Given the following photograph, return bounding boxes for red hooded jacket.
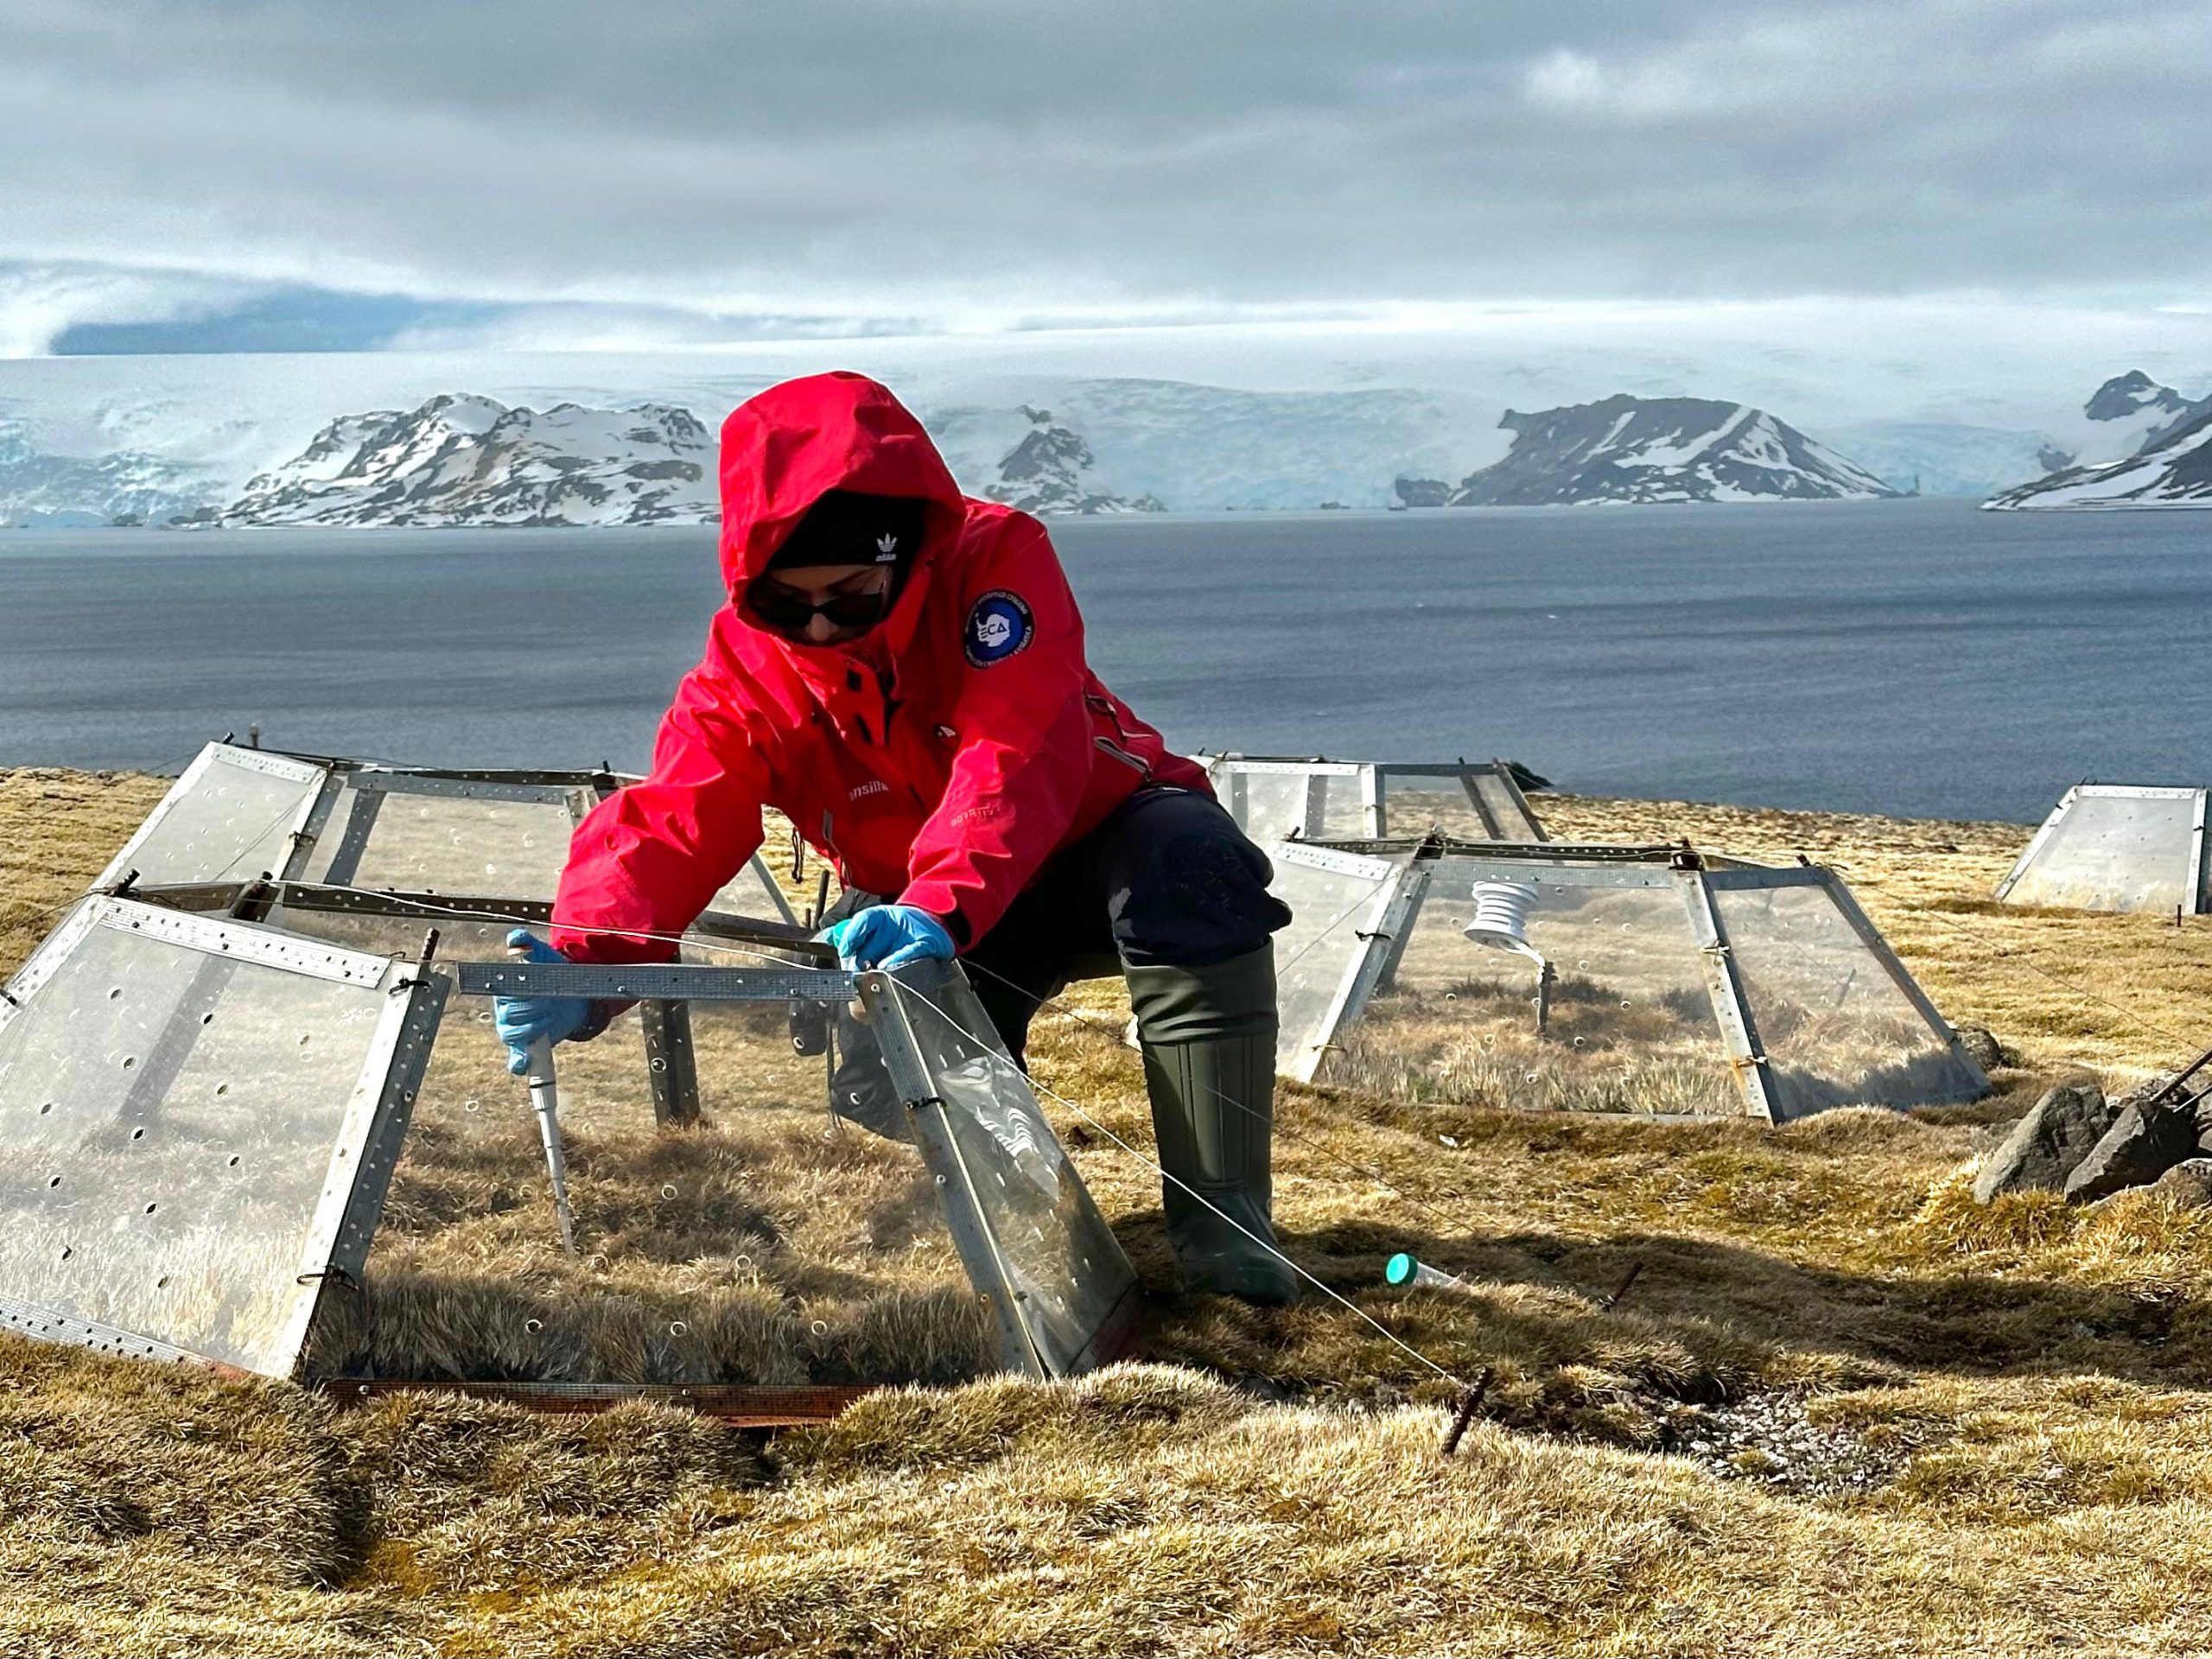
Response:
[550,372,1208,963]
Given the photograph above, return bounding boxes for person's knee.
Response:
[1110,796,1290,967]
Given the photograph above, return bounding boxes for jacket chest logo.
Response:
[965,590,1033,666]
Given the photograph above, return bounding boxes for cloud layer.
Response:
[2,0,2207,353]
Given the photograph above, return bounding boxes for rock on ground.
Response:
[1953,1026,2005,1072]
[2064,1091,2204,1205]
[2153,1157,2212,1210]
[1974,1084,2112,1203]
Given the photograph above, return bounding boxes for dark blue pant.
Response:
[963,785,1290,1064]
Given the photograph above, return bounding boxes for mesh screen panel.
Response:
[0,908,395,1375]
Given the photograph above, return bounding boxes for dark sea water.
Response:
[1,500,2205,823]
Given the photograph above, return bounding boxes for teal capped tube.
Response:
[1384,1252,1467,1291]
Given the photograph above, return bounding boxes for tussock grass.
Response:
[8,770,2212,1652]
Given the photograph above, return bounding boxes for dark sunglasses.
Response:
[745,576,892,634]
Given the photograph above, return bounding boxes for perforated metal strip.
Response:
[454,961,857,1003]
[95,900,399,986]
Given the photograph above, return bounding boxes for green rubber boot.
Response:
[1125,945,1300,1307]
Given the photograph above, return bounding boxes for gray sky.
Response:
[1,0,2207,358]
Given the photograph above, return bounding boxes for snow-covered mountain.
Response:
[928,404,1162,514]
[224,395,717,525]
[221,394,1185,525]
[2030,371,2212,474]
[1984,405,2212,509]
[1427,395,1897,505]
[188,378,1511,524]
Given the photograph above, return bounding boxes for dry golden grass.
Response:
[8,770,2212,1654]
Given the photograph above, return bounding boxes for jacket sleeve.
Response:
[898,516,1097,946]
[552,630,772,964]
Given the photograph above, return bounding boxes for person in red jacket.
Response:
[493,371,1297,1305]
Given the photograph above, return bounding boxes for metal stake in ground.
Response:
[1440,1367,1495,1457]
[522,1036,579,1258]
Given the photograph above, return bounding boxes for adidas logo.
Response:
[874,531,899,559]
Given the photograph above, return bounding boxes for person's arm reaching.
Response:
[551,636,775,965]
[897,515,1100,950]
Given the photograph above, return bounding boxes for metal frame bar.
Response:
[0,1289,211,1367]
[282,752,632,792]
[2190,789,2211,916]
[96,900,398,983]
[1701,866,1849,893]
[1993,785,2075,901]
[321,969,449,1291]
[347,772,592,807]
[1344,862,1431,1011]
[1313,836,1694,866]
[1673,868,1782,1122]
[1426,860,1680,891]
[639,999,702,1128]
[318,786,385,886]
[1202,755,1367,777]
[281,774,347,881]
[456,961,856,1003]
[128,881,827,957]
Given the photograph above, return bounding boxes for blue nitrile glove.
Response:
[822,904,956,971]
[493,929,594,1076]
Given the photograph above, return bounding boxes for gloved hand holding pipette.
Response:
[492,929,598,1075]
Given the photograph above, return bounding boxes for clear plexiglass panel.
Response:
[2003,789,2205,913]
[1265,842,1409,1081]
[1372,770,1542,842]
[0,900,403,1376]
[1711,876,1984,1121]
[302,780,582,895]
[879,961,1139,1376]
[1217,766,1322,842]
[1464,770,1546,842]
[709,855,800,925]
[1337,858,1744,1116]
[93,743,327,890]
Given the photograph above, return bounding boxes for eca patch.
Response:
[964,589,1033,666]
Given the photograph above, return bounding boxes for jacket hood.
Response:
[718,372,964,599]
